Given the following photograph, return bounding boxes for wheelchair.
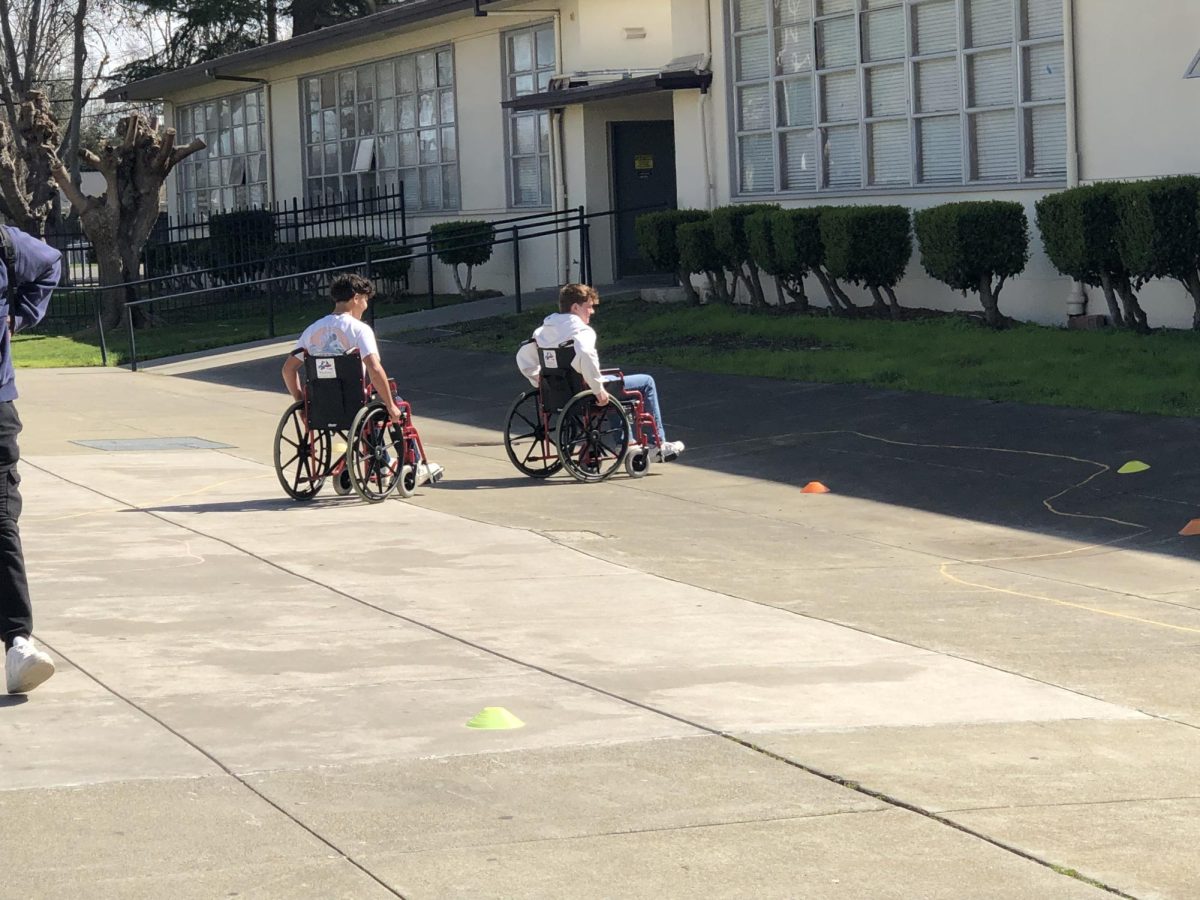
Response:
[503,340,659,483]
[273,352,434,503]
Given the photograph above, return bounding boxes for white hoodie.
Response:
[515,312,605,393]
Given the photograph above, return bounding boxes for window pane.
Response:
[776,0,807,25]
[966,0,1012,47]
[536,27,556,67]
[247,126,261,152]
[823,125,861,188]
[421,166,443,208]
[918,114,962,182]
[440,90,456,124]
[513,157,539,204]
[821,70,859,123]
[1024,43,1065,101]
[419,92,436,127]
[320,75,336,108]
[816,0,853,14]
[739,83,772,130]
[325,143,339,174]
[379,99,396,132]
[400,132,417,166]
[511,32,533,71]
[515,74,535,96]
[231,95,244,127]
[356,66,374,102]
[378,134,397,168]
[417,52,436,90]
[1024,0,1062,39]
[782,130,817,190]
[358,102,374,135]
[777,24,813,75]
[419,129,439,164]
[514,115,538,154]
[442,127,457,161]
[968,48,1013,107]
[733,0,767,31]
[779,77,814,127]
[443,165,460,209]
[863,8,905,62]
[322,109,337,141]
[539,111,550,153]
[340,108,355,140]
[971,109,1017,180]
[1025,103,1066,177]
[816,16,856,69]
[437,50,454,86]
[913,0,957,55]
[232,126,245,154]
[869,119,910,185]
[399,168,418,205]
[739,133,774,191]
[866,64,905,117]
[397,57,416,94]
[540,156,551,203]
[399,97,416,130]
[378,62,395,99]
[339,71,355,107]
[737,32,771,80]
[915,57,960,112]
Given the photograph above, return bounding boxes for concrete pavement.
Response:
[1,320,1197,898]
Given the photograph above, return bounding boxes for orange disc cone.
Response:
[1179,519,1200,537]
[801,481,830,494]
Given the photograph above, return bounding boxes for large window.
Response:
[302,47,459,210]
[176,89,268,219]
[729,0,1066,194]
[504,23,556,207]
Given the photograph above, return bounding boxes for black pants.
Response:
[0,401,31,650]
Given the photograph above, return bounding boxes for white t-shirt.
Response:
[294,312,379,359]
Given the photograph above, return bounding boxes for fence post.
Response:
[427,234,436,309]
[125,303,138,373]
[577,206,585,283]
[512,227,522,314]
[92,290,108,367]
[364,243,375,330]
[582,222,592,286]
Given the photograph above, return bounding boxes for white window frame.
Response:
[727,0,1066,197]
[175,88,268,220]
[301,45,460,211]
[503,21,557,208]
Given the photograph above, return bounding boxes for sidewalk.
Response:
[2,311,1198,897]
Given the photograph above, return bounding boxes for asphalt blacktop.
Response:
[2,295,1199,899]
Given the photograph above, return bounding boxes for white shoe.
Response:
[6,636,55,694]
[655,440,686,463]
[417,462,445,485]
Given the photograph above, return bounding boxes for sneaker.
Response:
[417,462,445,485]
[6,636,55,694]
[655,440,686,463]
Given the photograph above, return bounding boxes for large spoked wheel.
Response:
[556,391,631,483]
[504,389,562,479]
[273,401,331,501]
[348,401,402,503]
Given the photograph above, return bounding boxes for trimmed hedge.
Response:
[677,217,734,304]
[746,209,812,311]
[711,204,779,306]
[914,200,1029,328]
[431,220,495,298]
[1036,184,1147,331]
[209,209,276,270]
[1116,175,1200,330]
[635,209,710,303]
[820,206,912,319]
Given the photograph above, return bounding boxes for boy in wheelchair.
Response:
[281,272,443,485]
[515,283,685,462]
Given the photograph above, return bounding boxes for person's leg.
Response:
[621,373,666,444]
[0,402,31,651]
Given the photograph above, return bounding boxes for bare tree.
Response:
[48,112,204,325]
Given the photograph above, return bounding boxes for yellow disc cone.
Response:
[465,706,525,730]
[1117,460,1150,474]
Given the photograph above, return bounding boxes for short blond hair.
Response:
[559,283,599,314]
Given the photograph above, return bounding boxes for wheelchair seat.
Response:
[303,353,365,431]
[535,340,587,413]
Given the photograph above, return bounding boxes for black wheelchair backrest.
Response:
[304,353,364,430]
[538,341,586,412]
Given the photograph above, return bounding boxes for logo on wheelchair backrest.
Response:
[543,350,558,368]
[315,358,337,379]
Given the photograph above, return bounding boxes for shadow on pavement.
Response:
[176,341,1200,562]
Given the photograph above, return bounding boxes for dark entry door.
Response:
[611,121,677,278]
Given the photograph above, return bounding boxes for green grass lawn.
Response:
[406,298,1200,418]
[14,292,471,368]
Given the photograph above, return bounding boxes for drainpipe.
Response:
[699,0,716,210]
[1063,0,1085,317]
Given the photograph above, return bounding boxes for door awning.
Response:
[501,61,711,112]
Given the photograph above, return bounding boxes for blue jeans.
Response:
[606,373,666,444]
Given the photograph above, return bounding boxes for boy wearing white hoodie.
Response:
[516,283,685,461]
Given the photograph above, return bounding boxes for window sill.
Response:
[732,179,1068,202]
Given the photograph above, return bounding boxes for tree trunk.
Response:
[882,285,902,320]
[781,276,810,313]
[1183,269,1200,331]
[1097,272,1126,328]
[867,285,889,315]
[773,276,786,309]
[677,268,700,305]
[979,274,1002,328]
[745,259,766,308]
[1114,278,1149,333]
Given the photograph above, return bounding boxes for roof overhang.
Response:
[104,0,489,102]
[501,68,712,112]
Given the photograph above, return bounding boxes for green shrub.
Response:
[1116,176,1200,330]
[635,209,710,303]
[209,209,276,273]
[366,241,412,282]
[431,220,495,298]
[746,209,806,311]
[711,204,779,306]
[1036,184,1147,331]
[677,217,734,303]
[820,206,912,319]
[767,207,857,316]
[914,200,1029,328]
[143,238,212,275]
